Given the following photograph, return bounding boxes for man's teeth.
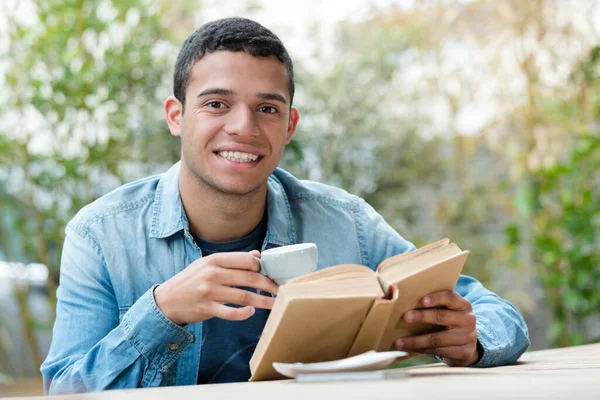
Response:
[217,151,259,162]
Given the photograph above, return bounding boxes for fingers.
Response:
[209,303,256,321]
[207,252,261,272]
[220,268,279,295]
[399,292,479,368]
[395,328,477,351]
[215,286,276,310]
[421,291,471,311]
[404,308,477,329]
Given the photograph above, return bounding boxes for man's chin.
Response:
[186,164,268,197]
[211,180,266,197]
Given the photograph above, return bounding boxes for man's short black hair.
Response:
[173,17,295,110]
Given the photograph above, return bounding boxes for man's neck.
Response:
[179,169,267,243]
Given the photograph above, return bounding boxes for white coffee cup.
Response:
[259,243,318,285]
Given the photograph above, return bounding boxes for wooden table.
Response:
[4,343,599,399]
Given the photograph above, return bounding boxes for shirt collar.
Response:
[264,168,296,247]
[149,162,187,239]
[149,163,296,247]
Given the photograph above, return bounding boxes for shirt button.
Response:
[189,335,195,343]
[168,343,180,351]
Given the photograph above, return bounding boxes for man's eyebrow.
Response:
[257,92,288,105]
[196,88,288,105]
[197,88,234,98]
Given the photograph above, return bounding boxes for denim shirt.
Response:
[41,162,530,394]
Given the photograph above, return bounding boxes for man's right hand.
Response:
[153,250,277,325]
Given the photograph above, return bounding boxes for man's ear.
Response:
[285,107,300,144]
[164,96,183,137]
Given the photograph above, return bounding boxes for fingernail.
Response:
[395,340,405,349]
[423,297,432,306]
[405,311,414,322]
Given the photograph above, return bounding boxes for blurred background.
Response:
[1,0,599,395]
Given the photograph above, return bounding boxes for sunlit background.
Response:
[1,0,600,396]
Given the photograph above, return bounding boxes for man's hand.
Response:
[154,250,278,325]
[394,290,479,367]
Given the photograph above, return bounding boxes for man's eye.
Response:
[259,106,277,114]
[207,101,225,109]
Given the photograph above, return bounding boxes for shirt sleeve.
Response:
[355,196,530,367]
[354,197,416,269]
[40,223,194,395]
[456,275,531,367]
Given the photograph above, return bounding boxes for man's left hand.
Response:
[394,290,480,367]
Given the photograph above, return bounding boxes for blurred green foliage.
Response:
[0,0,181,378]
[0,0,178,278]
[505,46,600,346]
[533,133,600,346]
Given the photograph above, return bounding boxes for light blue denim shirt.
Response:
[41,162,530,394]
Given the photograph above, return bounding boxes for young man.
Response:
[41,18,530,394]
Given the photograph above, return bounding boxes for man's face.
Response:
[166,51,299,196]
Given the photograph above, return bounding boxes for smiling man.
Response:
[41,18,530,394]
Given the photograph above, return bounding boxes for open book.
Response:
[249,238,469,381]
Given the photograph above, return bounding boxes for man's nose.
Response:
[224,106,260,138]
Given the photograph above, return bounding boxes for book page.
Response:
[283,270,383,300]
[378,243,463,284]
[376,238,450,274]
[286,264,373,285]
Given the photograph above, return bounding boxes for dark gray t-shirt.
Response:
[192,217,268,384]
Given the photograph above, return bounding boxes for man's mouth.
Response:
[216,151,261,163]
